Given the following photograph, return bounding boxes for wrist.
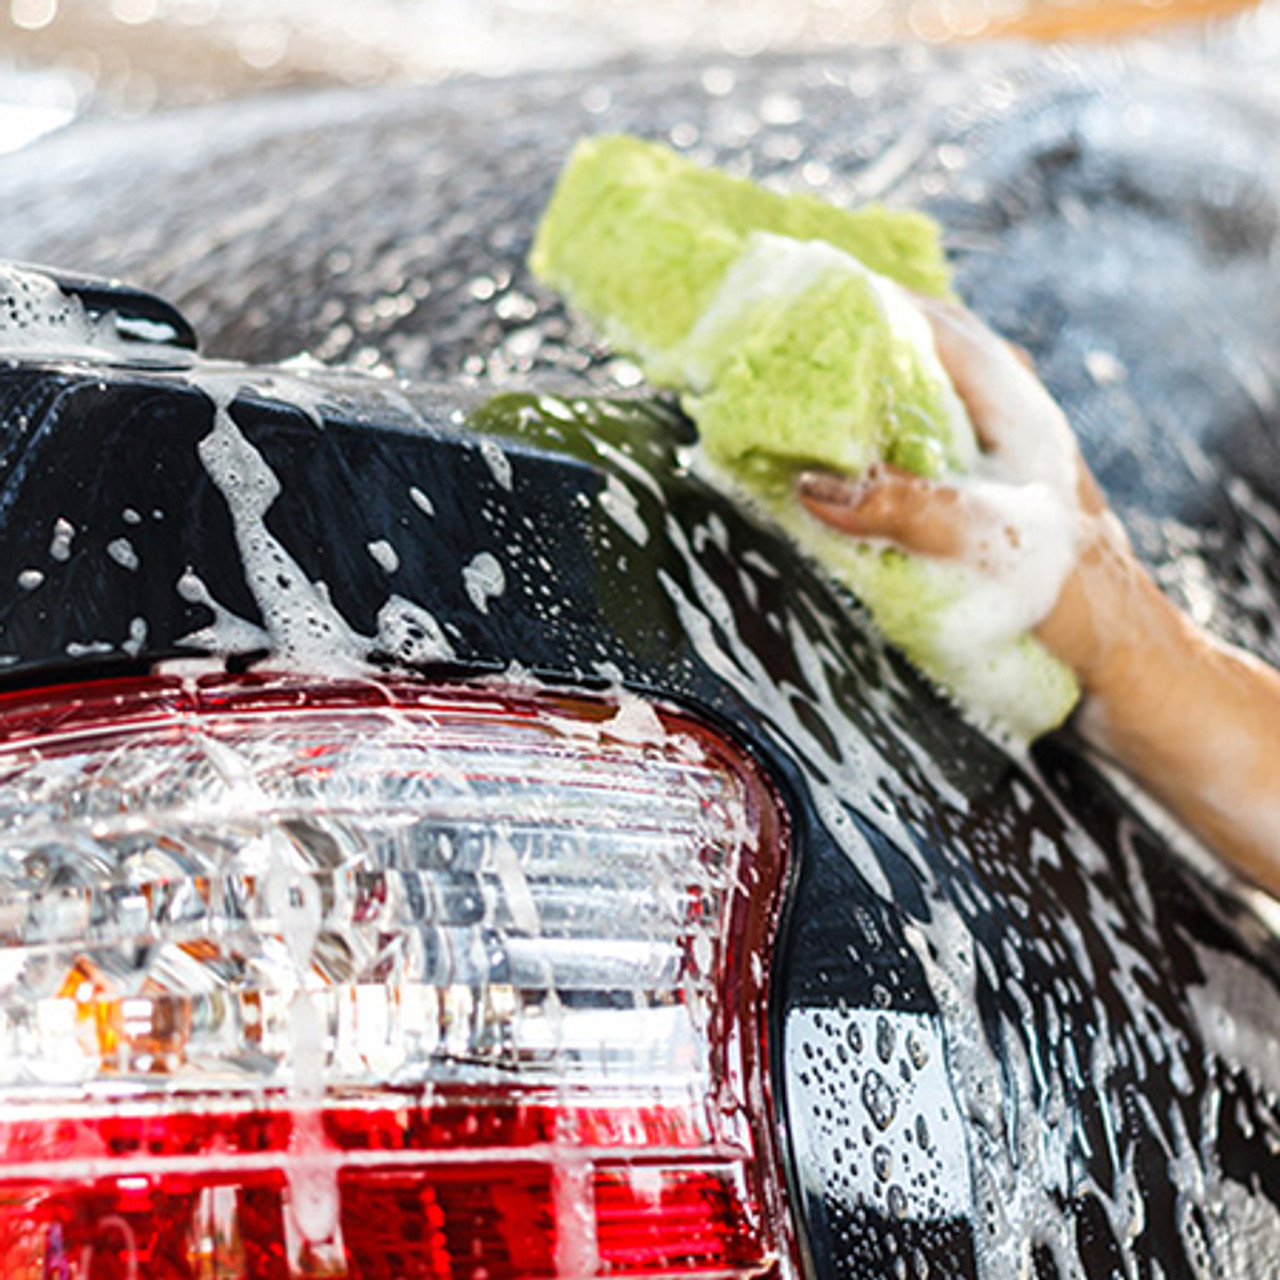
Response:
[1084,573,1193,698]
[1033,515,1200,719]
[1033,514,1156,687]
[1072,578,1208,757]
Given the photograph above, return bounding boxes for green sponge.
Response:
[530,133,951,370]
[530,134,1079,740]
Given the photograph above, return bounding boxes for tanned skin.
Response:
[797,298,1280,900]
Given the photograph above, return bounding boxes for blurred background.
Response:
[0,0,1271,155]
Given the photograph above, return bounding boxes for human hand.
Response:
[796,297,1175,699]
[796,296,1280,894]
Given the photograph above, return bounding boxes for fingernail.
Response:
[797,470,857,505]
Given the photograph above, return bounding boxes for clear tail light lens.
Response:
[0,675,792,1278]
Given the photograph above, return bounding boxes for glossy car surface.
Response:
[4,28,1280,1280]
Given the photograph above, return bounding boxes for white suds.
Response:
[479,438,513,490]
[409,485,435,517]
[602,692,668,746]
[598,474,649,546]
[17,569,42,591]
[537,395,577,422]
[264,835,339,1246]
[49,518,74,563]
[740,549,779,578]
[590,436,666,500]
[931,478,1079,657]
[376,596,455,664]
[65,640,113,657]
[107,538,139,572]
[122,617,147,657]
[0,264,136,361]
[195,389,367,668]
[491,833,541,935]
[176,569,271,654]
[462,552,506,614]
[367,539,400,573]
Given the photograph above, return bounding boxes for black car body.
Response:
[4,30,1280,1280]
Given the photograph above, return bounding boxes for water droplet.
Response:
[887,1183,908,1219]
[876,1014,896,1064]
[861,1068,898,1130]
[906,1027,929,1070]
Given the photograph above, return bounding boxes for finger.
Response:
[798,463,976,560]
[910,298,1032,451]
[911,296,1078,492]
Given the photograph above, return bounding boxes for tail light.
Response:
[0,674,793,1278]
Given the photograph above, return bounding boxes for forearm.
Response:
[1062,568,1280,898]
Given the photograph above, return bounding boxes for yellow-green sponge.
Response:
[530,134,1079,740]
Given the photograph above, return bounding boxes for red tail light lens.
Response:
[0,675,792,1278]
